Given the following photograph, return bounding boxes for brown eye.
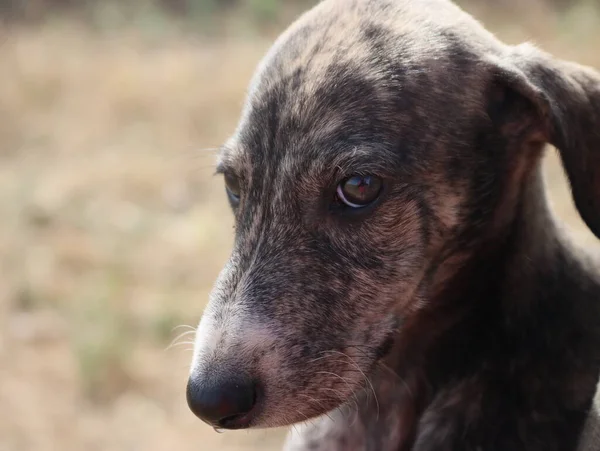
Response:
[224,173,241,203]
[337,175,383,208]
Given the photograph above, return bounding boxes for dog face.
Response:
[188,0,600,430]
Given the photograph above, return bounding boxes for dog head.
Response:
[187,0,600,430]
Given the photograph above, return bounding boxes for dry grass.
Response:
[0,2,599,451]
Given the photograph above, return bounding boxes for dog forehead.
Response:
[246,0,499,89]
[224,0,503,170]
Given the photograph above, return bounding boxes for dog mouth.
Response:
[275,336,397,427]
[188,316,399,431]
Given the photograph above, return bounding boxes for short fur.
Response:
[189,0,600,449]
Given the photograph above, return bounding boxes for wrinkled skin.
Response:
[189,0,600,449]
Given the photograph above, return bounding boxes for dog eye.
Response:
[336,175,383,208]
[224,173,241,203]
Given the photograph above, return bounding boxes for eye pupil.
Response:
[224,173,241,201]
[337,175,382,208]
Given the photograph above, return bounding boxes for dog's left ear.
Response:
[487,44,600,239]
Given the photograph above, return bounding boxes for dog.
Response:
[186,0,600,449]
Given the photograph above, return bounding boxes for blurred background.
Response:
[0,1,599,450]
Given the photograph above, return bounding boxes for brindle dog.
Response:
[186,0,600,450]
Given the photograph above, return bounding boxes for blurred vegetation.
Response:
[0,0,584,26]
[0,0,314,27]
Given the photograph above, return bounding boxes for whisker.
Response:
[165,340,196,352]
[316,386,358,419]
[295,409,311,423]
[297,393,336,423]
[379,361,414,399]
[167,329,197,347]
[172,324,197,332]
[291,423,299,436]
[346,345,414,400]
[324,350,380,422]
[173,329,197,338]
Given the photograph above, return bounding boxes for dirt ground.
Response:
[1,2,599,451]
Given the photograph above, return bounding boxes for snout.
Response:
[186,372,259,429]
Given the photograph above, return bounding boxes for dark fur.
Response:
[189,1,600,449]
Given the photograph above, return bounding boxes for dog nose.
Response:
[186,374,257,429]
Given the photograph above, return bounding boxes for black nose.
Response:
[186,375,257,429]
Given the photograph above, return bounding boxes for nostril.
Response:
[186,375,258,429]
[218,413,247,429]
[217,386,257,428]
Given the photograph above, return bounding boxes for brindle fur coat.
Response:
[188,1,600,450]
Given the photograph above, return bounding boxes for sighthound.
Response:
[187,1,600,449]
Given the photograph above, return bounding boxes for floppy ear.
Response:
[489,44,600,239]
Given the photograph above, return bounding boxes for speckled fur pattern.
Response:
[189,0,600,449]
